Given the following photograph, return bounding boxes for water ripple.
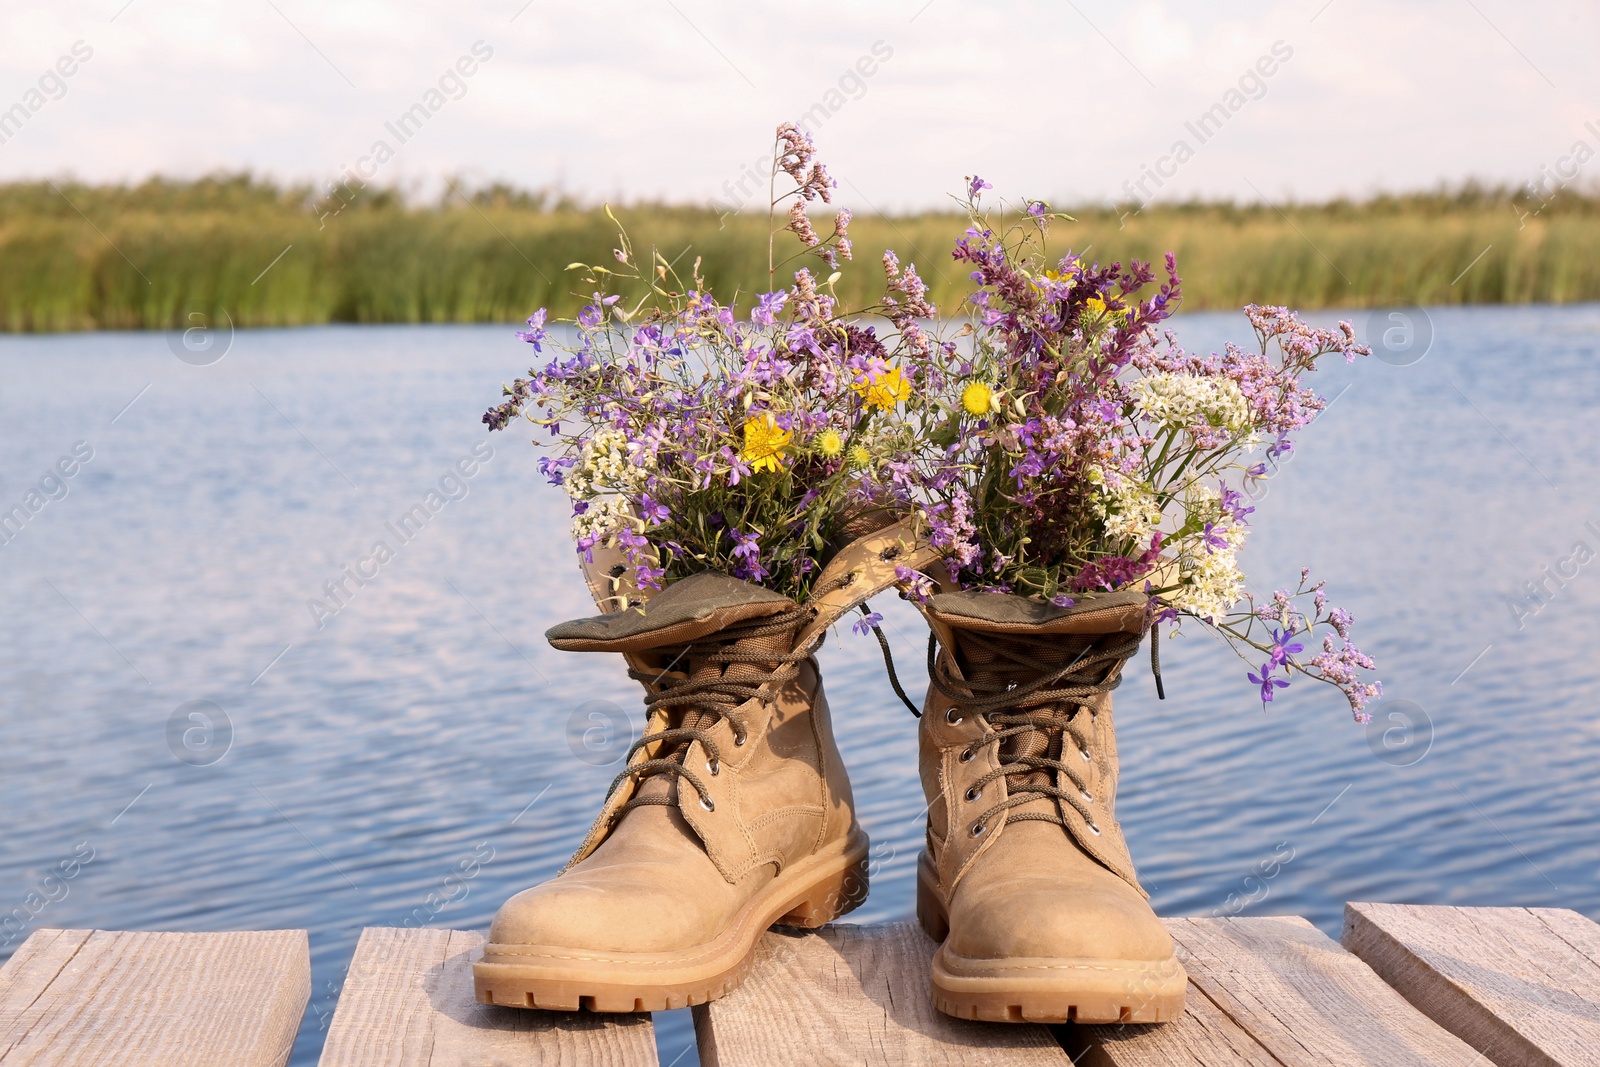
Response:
[2,309,1597,1065]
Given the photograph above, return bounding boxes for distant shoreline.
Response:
[2,178,1597,332]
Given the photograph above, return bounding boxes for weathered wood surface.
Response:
[693,921,1074,1066]
[1065,966,1280,1067]
[0,927,309,1067]
[15,908,1596,1066]
[317,927,657,1067]
[1074,917,1485,1066]
[1343,902,1600,1067]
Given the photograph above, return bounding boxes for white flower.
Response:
[1130,372,1254,438]
[571,496,633,544]
[563,427,658,545]
[1092,469,1163,543]
[1166,486,1247,621]
[565,427,653,501]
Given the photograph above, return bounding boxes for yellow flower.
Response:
[848,444,872,469]
[741,412,791,473]
[852,365,912,411]
[816,429,844,457]
[1038,259,1078,287]
[960,382,995,416]
[1084,295,1130,319]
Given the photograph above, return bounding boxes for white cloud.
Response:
[0,0,1595,208]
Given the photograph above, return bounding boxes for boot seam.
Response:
[745,804,827,831]
[805,664,842,857]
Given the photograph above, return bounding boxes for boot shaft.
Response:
[548,572,857,884]
[918,589,1151,896]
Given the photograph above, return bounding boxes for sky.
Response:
[1,0,1598,212]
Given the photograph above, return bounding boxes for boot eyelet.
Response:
[970,821,987,837]
[964,786,981,802]
[945,708,963,725]
[1080,747,1092,761]
[700,796,716,812]
[958,747,975,763]
[1081,789,1093,802]
[707,760,720,776]
[734,734,748,747]
[1087,821,1102,836]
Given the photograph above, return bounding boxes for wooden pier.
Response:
[3,904,1598,1065]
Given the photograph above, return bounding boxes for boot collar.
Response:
[546,572,796,653]
[925,588,1149,637]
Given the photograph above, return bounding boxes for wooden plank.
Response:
[0,928,309,1067]
[692,921,1074,1066]
[1343,902,1600,1067]
[0,930,96,1037]
[317,927,657,1066]
[1064,976,1278,1067]
[1072,916,1485,1066]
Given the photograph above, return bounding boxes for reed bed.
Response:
[2,177,1598,332]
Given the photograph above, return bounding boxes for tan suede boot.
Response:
[915,588,1186,1024]
[475,521,935,1012]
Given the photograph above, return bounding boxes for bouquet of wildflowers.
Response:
[482,124,944,603]
[905,182,1383,721]
[482,128,1382,722]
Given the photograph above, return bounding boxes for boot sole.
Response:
[472,826,870,1012]
[916,852,1187,1024]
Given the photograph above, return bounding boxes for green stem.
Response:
[767,134,780,282]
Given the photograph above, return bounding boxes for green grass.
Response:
[3,176,1598,332]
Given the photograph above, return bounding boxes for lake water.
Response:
[2,306,1598,1066]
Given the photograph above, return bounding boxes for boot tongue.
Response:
[930,589,1146,797]
[958,631,1080,794]
[670,626,793,740]
[628,604,802,802]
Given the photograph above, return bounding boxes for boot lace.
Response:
[928,627,1142,837]
[608,606,811,815]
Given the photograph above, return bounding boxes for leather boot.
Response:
[475,514,936,1013]
[915,588,1186,1023]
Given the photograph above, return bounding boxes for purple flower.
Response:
[1220,486,1255,524]
[895,565,935,604]
[1051,593,1076,608]
[1247,662,1290,705]
[1027,201,1047,217]
[1267,628,1304,668]
[1327,607,1353,639]
[516,309,549,349]
[1201,522,1229,554]
[968,175,992,198]
[637,494,670,525]
[578,292,620,328]
[725,528,768,582]
[852,611,884,636]
[752,290,789,327]
[729,529,760,560]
